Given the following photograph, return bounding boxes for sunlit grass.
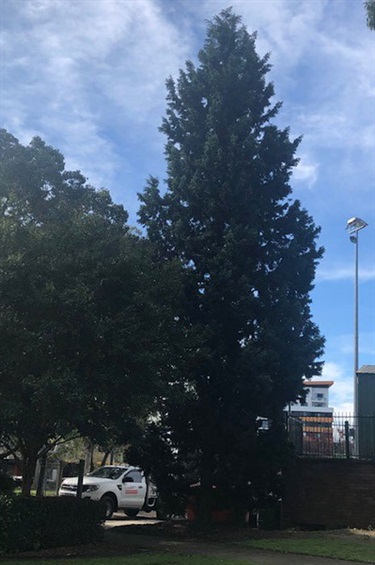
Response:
[0,554,254,565]
[243,537,375,563]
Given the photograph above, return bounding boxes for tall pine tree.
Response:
[138,9,324,523]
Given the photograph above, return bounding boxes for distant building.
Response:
[288,380,334,456]
[357,365,375,416]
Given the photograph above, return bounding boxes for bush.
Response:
[0,495,106,555]
[0,472,16,494]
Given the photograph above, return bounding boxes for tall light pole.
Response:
[346,217,368,419]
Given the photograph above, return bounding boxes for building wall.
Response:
[282,458,375,529]
[357,367,375,460]
[305,385,328,408]
[288,381,333,414]
[358,371,375,416]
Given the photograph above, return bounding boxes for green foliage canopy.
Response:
[0,129,184,494]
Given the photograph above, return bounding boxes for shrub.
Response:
[0,472,16,494]
[0,495,106,555]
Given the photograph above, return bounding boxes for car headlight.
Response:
[83,485,99,492]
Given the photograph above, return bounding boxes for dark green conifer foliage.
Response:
[365,0,375,29]
[138,9,324,522]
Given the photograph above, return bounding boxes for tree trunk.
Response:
[55,459,64,495]
[232,483,251,525]
[21,453,38,496]
[36,452,47,497]
[100,450,110,466]
[196,451,214,527]
[84,440,94,474]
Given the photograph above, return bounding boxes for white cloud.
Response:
[1,0,374,220]
[208,0,327,65]
[1,0,193,197]
[293,154,319,188]
[330,333,375,358]
[316,265,375,282]
[296,110,375,152]
[322,361,353,412]
[320,34,375,99]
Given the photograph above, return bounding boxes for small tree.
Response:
[0,130,184,494]
[138,9,324,523]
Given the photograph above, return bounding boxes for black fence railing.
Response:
[287,413,375,460]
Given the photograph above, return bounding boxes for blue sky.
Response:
[1,0,374,411]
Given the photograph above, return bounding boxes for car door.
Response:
[120,469,145,508]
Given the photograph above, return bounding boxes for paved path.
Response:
[104,511,160,528]
[106,528,367,565]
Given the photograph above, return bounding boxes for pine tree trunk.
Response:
[232,484,249,525]
[196,451,214,527]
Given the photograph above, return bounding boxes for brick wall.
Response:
[281,458,375,529]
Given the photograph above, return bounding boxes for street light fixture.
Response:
[346,217,368,419]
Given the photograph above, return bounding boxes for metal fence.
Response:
[287,413,375,460]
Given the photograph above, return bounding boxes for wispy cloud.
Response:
[1,0,374,228]
[1,0,193,196]
[317,265,375,282]
[322,361,353,412]
[294,154,319,188]
[296,110,375,152]
[330,333,375,358]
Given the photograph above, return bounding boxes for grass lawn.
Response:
[243,534,375,563]
[2,525,375,564]
[0,555,254,565]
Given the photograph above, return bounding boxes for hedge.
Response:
[0,472,16,494]
[0,494,106,554]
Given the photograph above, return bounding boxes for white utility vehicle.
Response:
[58,465,157,519]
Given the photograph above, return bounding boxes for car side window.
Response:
[125,470,142,483]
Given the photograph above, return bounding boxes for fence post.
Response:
[345,420,350,459]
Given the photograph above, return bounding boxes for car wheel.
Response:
[124,508,139,518]
[143,499,157,512]
[101,495,116,519]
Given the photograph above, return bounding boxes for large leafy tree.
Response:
[0,129,183,494]
[138,9,324,522]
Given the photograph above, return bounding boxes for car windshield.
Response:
[88,466,127,480]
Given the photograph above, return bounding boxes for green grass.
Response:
[0,555,254,565]
[13,488,57,496]
[243,537,375,563]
